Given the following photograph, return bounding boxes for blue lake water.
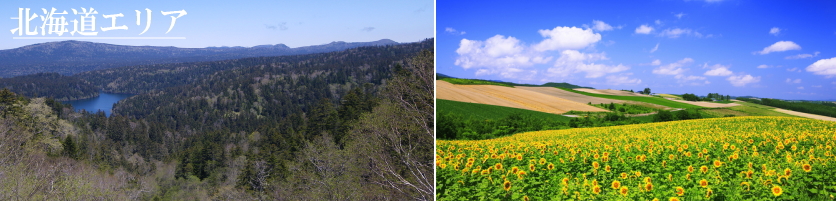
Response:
[62,92,135,116]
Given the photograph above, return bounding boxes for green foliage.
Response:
[653,109,702,122]
[557,88,702,109]
[0,73,99,101]
[590,102,655,114]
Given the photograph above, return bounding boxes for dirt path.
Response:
[437,81,608,114]
[772,109,836,122]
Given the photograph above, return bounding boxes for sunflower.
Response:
[652,198,659,201]
[700,166,709,174]
[713,160,722,168]
[481,169,490,175]
[503,180,512,191]
[516,154,523,161]
[675,187,685,196]
[619,186,628,196]
[645,182,654,191]
[635,171,642,177]
[529,164,536,172]
[523,195,530,201]
[592,179,599,186]
[511,166,519,174]
[516,171,526,179]
[771,185,783,196]
[687,165,694,173]
[547,163,555,170]
[783,168,792,177]
[561,177,570,186]
[439,163,447,169]
[592,185,601,194]
[699,179,708,188]
[539,158,547,165]
[802,163,812,172]
[611,180,621,189]
[495,163,503,170]
[669,197,681,201]
[592,161,600,169]
[620,172,628,179]
[604,165,612,172]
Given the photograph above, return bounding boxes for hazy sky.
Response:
[437,0,836,100]
[1,0,433,49]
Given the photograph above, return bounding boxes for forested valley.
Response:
[0,39,434,200]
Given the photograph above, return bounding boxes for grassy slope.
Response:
[437,99,573,122]
[556,88,702,109]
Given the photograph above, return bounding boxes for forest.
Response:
[0,72,99,101]
[0,40,433,200]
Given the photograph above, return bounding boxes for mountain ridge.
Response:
[0,39,400,77]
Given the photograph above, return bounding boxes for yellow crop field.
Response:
[436,116,836,200]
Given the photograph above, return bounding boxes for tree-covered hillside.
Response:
[0,72,98,101]
[0,40,434,200]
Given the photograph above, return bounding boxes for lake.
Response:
[62,92,135,116]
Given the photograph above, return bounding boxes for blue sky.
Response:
[1,0,433,49]
[438,0,836,100]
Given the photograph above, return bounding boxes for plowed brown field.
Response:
[437,81,608,114]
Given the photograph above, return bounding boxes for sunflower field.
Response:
[436,116,836,200]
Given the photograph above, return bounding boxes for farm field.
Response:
[773,109,836,122]
[516,86,626,105]
[437,80,607,114]
[436,116,836,200]
[574,88,650,97]
[557,88,702,109]
[670,99,740,108]
[437,99,573,122]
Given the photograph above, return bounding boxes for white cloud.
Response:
[785,51,819,59]
[445,27,466,35]
[785,78,801,84]
[727,74,761,87]
[547,50,629,78]
[675,74,706,81]
[769,27,781,36]
[533,26,602,51]
[455,35,552,77]
[704,65,733,76]
[652,58,694,75]
[589,20,614,31]
[635,25,653,34]
[650,43,659,53]
[655,20,663,25]
[757,64,770,69]
[812,85,822,88]
[606,74,642,85]
[787,67,800,72]
[797,86,804,90]
[651,59,661,66]
[756,41,801,55]
[658,28,702,38]
[806,57,836,76]
[674,12,685,19]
